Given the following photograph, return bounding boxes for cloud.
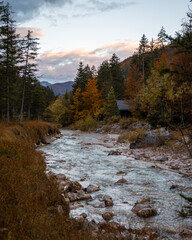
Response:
[73,0,137,18]
[37,41,137,83]
[17,27,45,37]
[6,0,72,22]
[88,0,136,12]
[6,0,137,22]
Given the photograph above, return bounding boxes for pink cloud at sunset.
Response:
[38,41,138,83]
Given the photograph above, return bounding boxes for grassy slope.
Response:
[0,121,89,240]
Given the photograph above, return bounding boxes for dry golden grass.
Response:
[0,121,92,240]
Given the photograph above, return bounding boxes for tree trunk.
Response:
[7,83,9,123]
[12,100,15,121]
[180,97,184,126]
[28,103,30,120]
[142,56,145,78]
[20,79,26,124]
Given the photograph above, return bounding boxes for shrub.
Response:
[119,118,131,129]
[74,115,97,131]
[117,133,129,143]
[126,128,146,143]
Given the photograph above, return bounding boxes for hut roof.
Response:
[116,100,132,111]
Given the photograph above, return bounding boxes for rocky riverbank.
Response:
[95,121,192,178]
[40,127,192,239]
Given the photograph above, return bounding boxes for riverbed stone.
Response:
[66,191,92,202]
[115,178,128,184]
[116,171,126,175]
[180,229,192,238]
[70,202,84,210]
[102,212,115,221]
[156,157,169,162]
[132,203,157,218]
[103,195,113,207]
[80,213,87,219]
[108,150,122,156]
[87,199,105,208]
[55,173,67,181]
[86,184,100,193]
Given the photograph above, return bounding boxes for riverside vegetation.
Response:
[0,0,192,239]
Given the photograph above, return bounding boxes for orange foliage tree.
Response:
[71,79,103,121]
[82,78,103,117]
[124,64,143,111]
[71,88,85,121]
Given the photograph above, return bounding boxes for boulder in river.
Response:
[116,171,126,175]
[70,202,84,210]
[85,184,100,193]
[115,178,128,184]
[132,203,157,218]
[102,212,115,221]
[66,191,92,202]
[108,150,122,156]
[55,173,67,181]
[103,195,113,207]
[180,229,192,238]
[130,128,172,149]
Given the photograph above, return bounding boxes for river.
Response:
[40,130,192,239]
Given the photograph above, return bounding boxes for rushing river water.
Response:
[40,130,192,239]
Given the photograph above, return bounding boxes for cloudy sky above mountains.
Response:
[7,0,190,83]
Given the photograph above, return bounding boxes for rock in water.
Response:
[103,195,113,207]
[115,178,128,184]
[102,212,115,221]
[132,203,157,218]
[86,184,100,193]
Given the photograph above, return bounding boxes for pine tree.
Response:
[72,62,93,93]
[0,2,21,122]
[104,87,119,118]
[97,60,112,97]
[158,26,167,47]
[20,30,39,123]
[138,34,149,78]
[109,53,125,99]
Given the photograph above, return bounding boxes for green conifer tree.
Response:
[104,87,119,118]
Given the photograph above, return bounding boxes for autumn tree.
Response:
[71,88,84,121]
[82,78,102,117]
[124,64,143,111]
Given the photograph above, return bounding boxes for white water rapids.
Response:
[39,130,192,239]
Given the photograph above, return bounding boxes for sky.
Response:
[6,0,191,83]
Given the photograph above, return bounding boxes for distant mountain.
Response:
[40,80,74,96]
[120,56,132,78]
[50,81,74,96]
[40,81,51,87]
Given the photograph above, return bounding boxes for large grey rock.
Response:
[130,128,172,149]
